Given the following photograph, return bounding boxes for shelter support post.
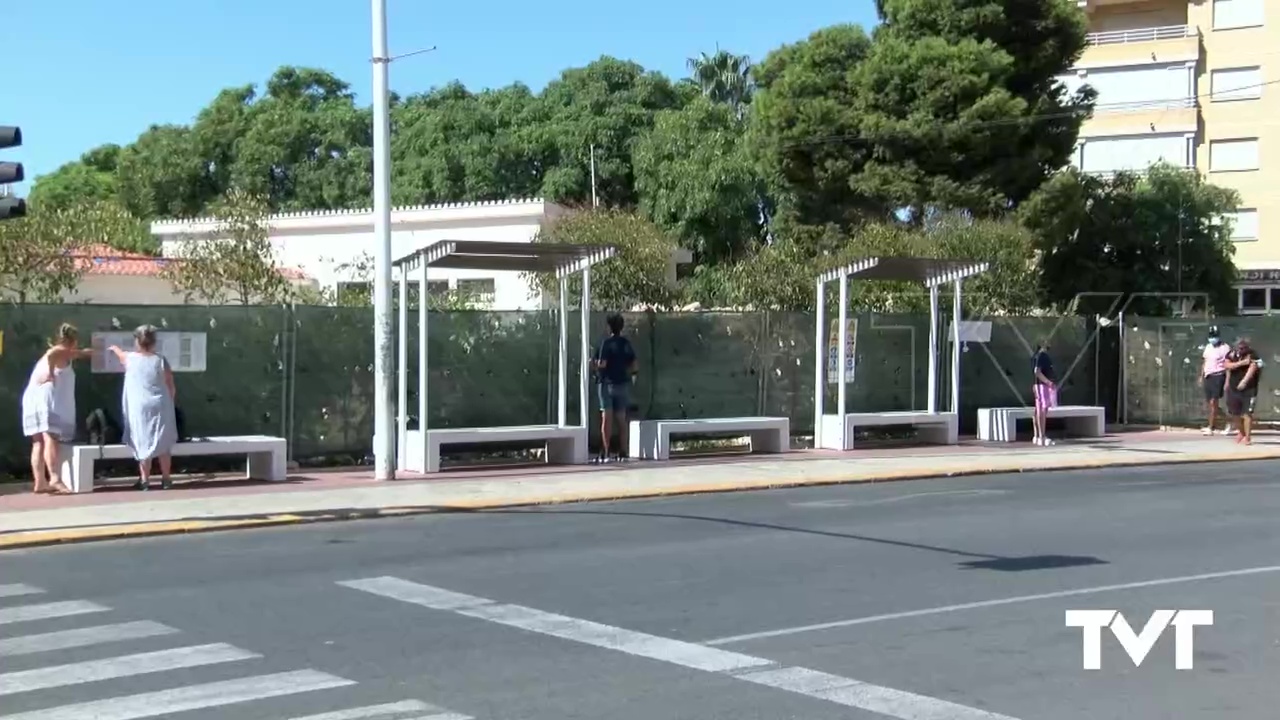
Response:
[558,279,568,426]
[418,266,428,442]
[837,275,848,418]
[813,278,825,443]
[396,269,408,469]
[579,269,590,428]
[951,279,962,413]
[927,284,939,413]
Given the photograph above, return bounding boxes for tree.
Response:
[687,49,755,114]
[847,0,1093,220]
[0,200,148,303]
[527,210,683,309]
[530,57,689,207]
[633,98,762,263]
[749,25,879,231]
[163,189,291,305]
[1019,164,1239,315]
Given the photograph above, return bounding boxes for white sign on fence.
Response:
[90,332,208,373]
[826,318,857,384]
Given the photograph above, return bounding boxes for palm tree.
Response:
[687,48,754,115]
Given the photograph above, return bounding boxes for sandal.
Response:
[47,481,71,495]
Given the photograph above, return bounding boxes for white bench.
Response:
[410,425,589,473]
[818,411,959,451]
[977,405,1106,442]
[628,417,790,461]
[59,435,288,494]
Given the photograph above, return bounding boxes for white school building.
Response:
[150,198,570,310]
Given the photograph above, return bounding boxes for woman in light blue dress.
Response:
[108,325,178,491]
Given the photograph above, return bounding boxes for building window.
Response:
[457,278,496,305]
[1226,209,1260,240]
[1239,287,1268,313]
[1210,67,1263,101]
[1076,134,1189,174]
[1213,0,1264,29]
[1209,138,1259,172]
[426,280,449,297]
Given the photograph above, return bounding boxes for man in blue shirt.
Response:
[594,313,637,461]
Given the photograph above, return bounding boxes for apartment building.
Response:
[1064,0,1278,313]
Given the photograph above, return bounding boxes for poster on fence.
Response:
[90,332,208,373]
[826,318,857,384]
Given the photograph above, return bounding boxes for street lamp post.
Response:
[371,0,395,480]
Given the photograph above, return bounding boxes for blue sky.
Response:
[2,0,875,196]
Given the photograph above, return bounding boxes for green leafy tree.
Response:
[530,57,689,207]
[164,189,291,305]
[848,0,1093,220]
[749,25,879,230]
[633,98,761,263]
[0,200,149,303]
[527,209,681,309]
[1020,164,1240,315]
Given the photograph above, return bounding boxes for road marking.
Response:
[0,643,259,695]
[0,600,107,626]
[0,584,43,599]
[340,576,1018,720]
[0,669,356,720]
[285,700,464,720]
[704,562,1280,646]
[0,621,180,657]
[792,489,1007,508]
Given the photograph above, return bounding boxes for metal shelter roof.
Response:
[818,256,989,286]
[394,240,617,279]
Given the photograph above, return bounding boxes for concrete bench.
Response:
[628,417,790,461]
[819,411,959,451]
[415,425,589,473]
[59,435,288,493]
[977,405,1106,442]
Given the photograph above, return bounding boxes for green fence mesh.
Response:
[1,304,1276,473]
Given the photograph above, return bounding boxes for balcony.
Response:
[1081,99,1199,137]
[1077,25,1200,67]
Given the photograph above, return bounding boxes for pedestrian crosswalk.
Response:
[0,583,475,720]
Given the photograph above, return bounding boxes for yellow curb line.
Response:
[3,449,1277,550]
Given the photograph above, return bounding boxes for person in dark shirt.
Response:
[1225,337,1264,445]
[594,313,637,461]
[1031,340,1058,446]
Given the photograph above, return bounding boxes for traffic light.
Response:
[1,125,25,220]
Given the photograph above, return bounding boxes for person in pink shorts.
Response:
[1199,326,1231,435]
[1031,339,1057,446]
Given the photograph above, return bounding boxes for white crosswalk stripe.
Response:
[0,584,44,599]
[285,699,473,720]
[0,643,260,696]
[0,669,357,720]
[341,575,1021,720]
[0,587,476,720]
[0,621,180,657]
[0,600,108,626]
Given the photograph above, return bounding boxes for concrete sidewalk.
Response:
[2,431,1276,548]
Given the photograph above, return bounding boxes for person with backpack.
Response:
[593,313,637,462]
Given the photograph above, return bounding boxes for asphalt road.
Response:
[3,460,1280,720]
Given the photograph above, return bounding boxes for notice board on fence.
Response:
[90,332,208,373]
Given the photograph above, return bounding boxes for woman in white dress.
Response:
[107,325,178,491]
[21,323,94,494]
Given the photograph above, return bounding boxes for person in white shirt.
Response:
[1199,326,1231,435]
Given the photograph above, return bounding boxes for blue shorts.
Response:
[598,382,630,413]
